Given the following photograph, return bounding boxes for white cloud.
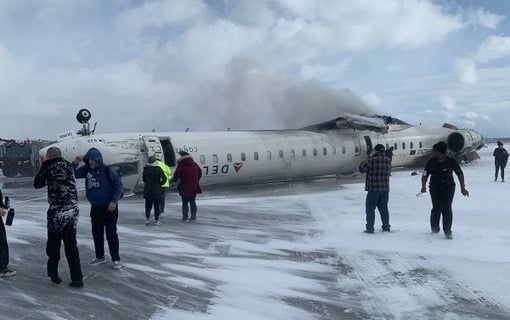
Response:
[467,8,505,29]
[275,0,462,50]
[114,0,206,31]
[474,35,510,64]
[299,60,350,82]
[440,95,456,110]
[454,58,478,84]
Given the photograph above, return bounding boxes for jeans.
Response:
[365,191,390,231]
[90,205,120,261]
[181,195,197,220]
[145,198,162,221]
[495,162,506,181]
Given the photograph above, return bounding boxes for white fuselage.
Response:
[42,124,482,193]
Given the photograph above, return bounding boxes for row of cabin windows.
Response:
[199,146,348,165]
[199,141,424,164]
[386,141,423,151]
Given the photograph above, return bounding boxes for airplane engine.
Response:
[447,129,484,154]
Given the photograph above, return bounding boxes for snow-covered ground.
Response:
[0,144,508,319]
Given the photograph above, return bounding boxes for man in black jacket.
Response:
[0,189,16,277]
[493,141,509,182]
[34,147,83,287]
[421,142,469,239]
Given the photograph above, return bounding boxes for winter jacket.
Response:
[171,156,202,197]
[157,160,172,188]
[142,163,167,199]
[73,148,123,207]
[34,157,79,233]
[493,147,509,165]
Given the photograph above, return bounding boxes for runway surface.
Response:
[0,161,509,319]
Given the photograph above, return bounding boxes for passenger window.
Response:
[266,151,271,160]
[241,152,246,161]
[419,141,423,148]
[394,143,398,150]
[302,149,306,157]
[332,146,336,155]
[410,142,414,149]
[279,150,284,158]
[110,161,138,177]
[213,154,218,163]
[290,149,295,158]
[402,142,406,150]
[254,152,259,160]
[342,146,346,154]
[313,148,318,156]
[227,153,232,162]
[323,147,327,155]
[200,155,206,164]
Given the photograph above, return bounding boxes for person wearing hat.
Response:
[493,141,509,182]
[420,141,469,239]
[171,151,202,222]
[142,156,167,226]
[359,144,392,233]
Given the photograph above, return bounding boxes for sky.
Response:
[1,0,510,140]
[1,143,509,319]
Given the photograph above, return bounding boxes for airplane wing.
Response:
[301,114,409,133]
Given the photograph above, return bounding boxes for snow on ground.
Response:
[0,144,509,319]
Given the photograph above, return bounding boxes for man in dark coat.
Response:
[171,151,202,221]
[493,141,509,182]
[420,141,469,239]
[34,147,83,287]
[0,189,16,277]
[142,156,167,226]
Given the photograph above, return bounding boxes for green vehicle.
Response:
[0,139,49,177]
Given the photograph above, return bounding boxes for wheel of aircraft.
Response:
[76,108,92,124]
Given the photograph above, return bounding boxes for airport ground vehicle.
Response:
[0,139,49,177]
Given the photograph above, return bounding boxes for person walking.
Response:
[34,147,83,287]
[0,189,16,277]
[493,141,509,182]
[359,144,392,233]
[157,158,172,214]
[420,141,469,239]
[73,147,123,270]
[171,151,202,222]
[142,156,167,226]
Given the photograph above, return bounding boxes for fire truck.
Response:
[0,139,49,177]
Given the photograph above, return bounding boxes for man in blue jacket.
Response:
[73,148,123,270]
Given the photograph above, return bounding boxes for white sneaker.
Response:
[0,268,16,277]
[89,257,106,265]
[154,220,161,226]
[146,220,150,226]
[112,261,122,270]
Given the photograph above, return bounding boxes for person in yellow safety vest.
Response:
[157,159,172,214]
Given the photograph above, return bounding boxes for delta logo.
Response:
[234,162,243,173]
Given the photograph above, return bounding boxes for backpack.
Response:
[105,165,124,199]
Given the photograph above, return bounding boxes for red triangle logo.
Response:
[234,162,243,173]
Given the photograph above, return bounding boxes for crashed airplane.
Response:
[40,109,484,193]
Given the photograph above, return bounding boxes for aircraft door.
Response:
[142,136,164,160]
[158,137,176,167]
[364,136,373,155]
